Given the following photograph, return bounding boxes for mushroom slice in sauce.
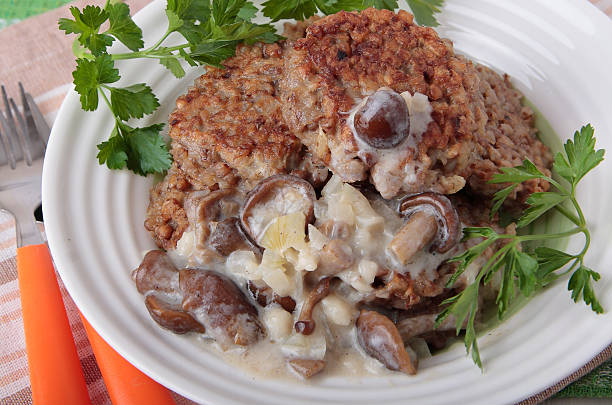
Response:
[367,272,420,310]
[396,312,458,341]
[353,88,411,149]
[133,251,204,334]
[287,359,326,379]
[317,239,354,276]
[184,189,241,248]
[247,280,297,313]
[132,250,180,295]
[180,269,264,346]
[240,175,316,244]
[356,309,418,375]
[388,192,461,265]
[144,295,205,334]
[209,217,260,256]
[295,277,331,335]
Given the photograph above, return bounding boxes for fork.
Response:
[0,83,51,246]
[0,82,50,170]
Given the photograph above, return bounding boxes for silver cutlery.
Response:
[0,82,50,246]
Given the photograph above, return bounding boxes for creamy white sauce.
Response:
[168,174,465,380]
[345,89,434,199]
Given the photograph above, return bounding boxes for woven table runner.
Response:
[0,1,611,404]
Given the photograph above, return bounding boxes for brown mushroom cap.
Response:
[132,250,179,295]
[180,269,264,346]
[356,309,418,375]
[184,189,240,247]
[133,250,206,334]
[240,174,316,244]
[353,88,411,149]
[144,295,205,334]
[317,239,354,276]
[247,280,297,313]
[288,359,326,379]
[398,192,461,254]
[209,217,260,256]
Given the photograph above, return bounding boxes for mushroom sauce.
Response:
[133,88,501,379]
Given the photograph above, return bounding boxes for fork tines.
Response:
[0,83,50,170]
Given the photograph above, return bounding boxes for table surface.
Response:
[0,1,611,404]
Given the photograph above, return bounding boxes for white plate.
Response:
[43,1,612,404]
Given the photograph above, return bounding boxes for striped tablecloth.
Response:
[1,1,611,404]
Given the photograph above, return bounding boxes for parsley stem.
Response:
[570,193,587,226]
[558,258,581,276]
[142,29,172,54]
[516,227,583,242]
[480,242,514,282]
[98,85,122,131]
[112,43,190,60]
[554,204,581,226]
[545,177,566,193]
[577,227,591,259]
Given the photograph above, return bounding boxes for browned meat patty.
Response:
[279,9,486,197]
[278,8,551,199]
[469,65,552,201]
[144,164,191,250]
[145,8,552,249]
[169,42,303,192]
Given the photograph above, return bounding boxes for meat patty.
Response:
[278,8,551,199]
[146,8,552,249]
[169,42,304,192]
[469,65,552,201]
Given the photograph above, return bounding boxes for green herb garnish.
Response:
[261,0,398,21]
[59,0,443,175]
[59,0,280,175]
[406,0,444,26]
[436,124,605,369]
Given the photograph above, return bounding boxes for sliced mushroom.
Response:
[356,309,418,375]
[133,251,205,334]
[366,272,420,310]
[184,189,241,248]
[180,269,264,346]
[353,88,411,149]
[132,250,179,295]
[317,239,354,276]
[240,175,316,244]
[388,192,461,265]
[209,217,260,256]
[247,280,297,313]
[295,277,331,335]
[144,295,205,334]
[288,359,326,379]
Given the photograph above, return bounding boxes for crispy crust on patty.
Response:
[169,42,303,192]
[469,65,552,201]
[279,8,489,197]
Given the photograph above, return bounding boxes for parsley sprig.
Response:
[59,0,443,175]
[59,0,280,175]
[436,124,605,369]
[261,0,443,26]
